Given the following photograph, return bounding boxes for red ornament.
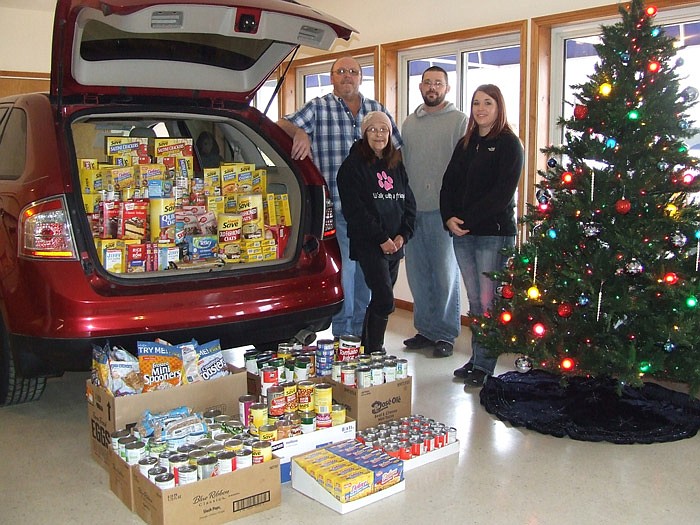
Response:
[573,104,589,120]
[615,198,631,214]
[557,303,573,318]
[501,284,515,299]
[646,6,658,17]
[499,311,513,324]
[648,60,661,73]
[664,272,679,285]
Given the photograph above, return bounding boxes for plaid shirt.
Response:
[284,92,402,203]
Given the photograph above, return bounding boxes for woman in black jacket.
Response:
[440,84,524,386]
[337,111,416,353]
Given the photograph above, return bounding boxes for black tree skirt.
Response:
[479,370,700,444]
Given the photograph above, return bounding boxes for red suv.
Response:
[0,0,353,405]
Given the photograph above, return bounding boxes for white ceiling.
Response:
[2,0,56,12]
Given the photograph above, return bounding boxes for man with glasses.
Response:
[401,66,467,358]
[278,56,402,340]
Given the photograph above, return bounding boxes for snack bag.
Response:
[108,346,143,395]
[92,341,111,388]
[179,339,203,384]
[196,339,229,381]
[137,406,192,439]
[137,340,184,392]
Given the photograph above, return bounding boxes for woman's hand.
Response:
[446,217,469,236]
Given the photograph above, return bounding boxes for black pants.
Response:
[355,252,401,317]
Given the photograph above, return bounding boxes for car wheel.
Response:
[0,322,47,406]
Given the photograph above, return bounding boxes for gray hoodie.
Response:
[401,102,467,212]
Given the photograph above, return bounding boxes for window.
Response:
[551,6,700,155]
[398,34,521,131]
[253,78,280,122]
[296,57,375,104]
[0,108,27,180]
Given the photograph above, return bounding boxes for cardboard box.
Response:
[291,458,405,514]
[330,377,412,431]
[132,456,281,525]
[86,368,247,469]
[273,418,356,483]
[403,439,460,472]
[109,450,138,511]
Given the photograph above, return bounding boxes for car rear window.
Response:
[79,19,271,71]
[0,108,27,180]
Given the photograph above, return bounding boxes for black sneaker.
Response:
[432,341,453,358]
[403,333,434,349]
[453,362,473,378]
[464,368,489,387]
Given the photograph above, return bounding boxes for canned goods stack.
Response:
[110,406,281,489]
[332,354,408,388]
[355,415,457,461]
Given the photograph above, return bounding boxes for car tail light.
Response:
[322,185,336,239]
[19,196,78,260]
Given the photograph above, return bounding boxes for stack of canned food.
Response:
[111,408,273,489]
[355,415,457,461]
[240,383,347,439]
[245,339,409,396]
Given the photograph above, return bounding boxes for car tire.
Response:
[0,322,47,406]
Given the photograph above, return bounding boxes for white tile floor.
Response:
[2,308,699,524]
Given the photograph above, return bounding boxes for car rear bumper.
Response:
[10,300,342,378]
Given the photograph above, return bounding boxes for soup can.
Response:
[177,464,198,485]
[356,366,372,388]
[249,402,268,436]
[314,383,333,414]
[338,335,361,361]
[138,456,159,477]
[282,381,298,413]
[251,440,272,464]
[294,356,311,381]
[235,448,253,469]
[197,456,217,479]
[216,450,237,475]
[396,358,409,379]
[154,472,176,489]
[267,385,286,418]
[238,394,257,427]
[258,424,278,442]
[331,404,346,426]
[296,380,315,412]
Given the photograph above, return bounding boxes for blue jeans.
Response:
[405,210,461,344]
[453,234,515,374]
[332,206,371,338]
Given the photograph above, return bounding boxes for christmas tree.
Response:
[473,0,700,392]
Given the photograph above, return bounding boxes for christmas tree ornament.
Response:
[577,294,590,306]
[670,231,687,247]
[625,258,644,274]
[651,27,661,37]
[645,5,658,17]
[647,61,661,74]
[678,119,689,130]
[605,137,618,148]
[536,188,554,204]
[573,104,589,120]
[561,171,574,184]
[527,285,541,300]
[657,161,669,171]
[547,228,557,239]
[627,109,640,120]
[663,340,676,353]
[682,86,698,102]
[620,52,630,65]
[547,158,558,168]
[686,295,698,308]
[676,57,685,67]
[514,355,533,373]
[582,221,602,237]
[599,82,613,96]
[615,198,632,214]
[639,361,652,373]
[501,284,515,299]
[557,302,573,318]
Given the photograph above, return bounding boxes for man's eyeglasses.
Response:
[333,68,361,77]
[366,127,390,135]
[421,80,445,88]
